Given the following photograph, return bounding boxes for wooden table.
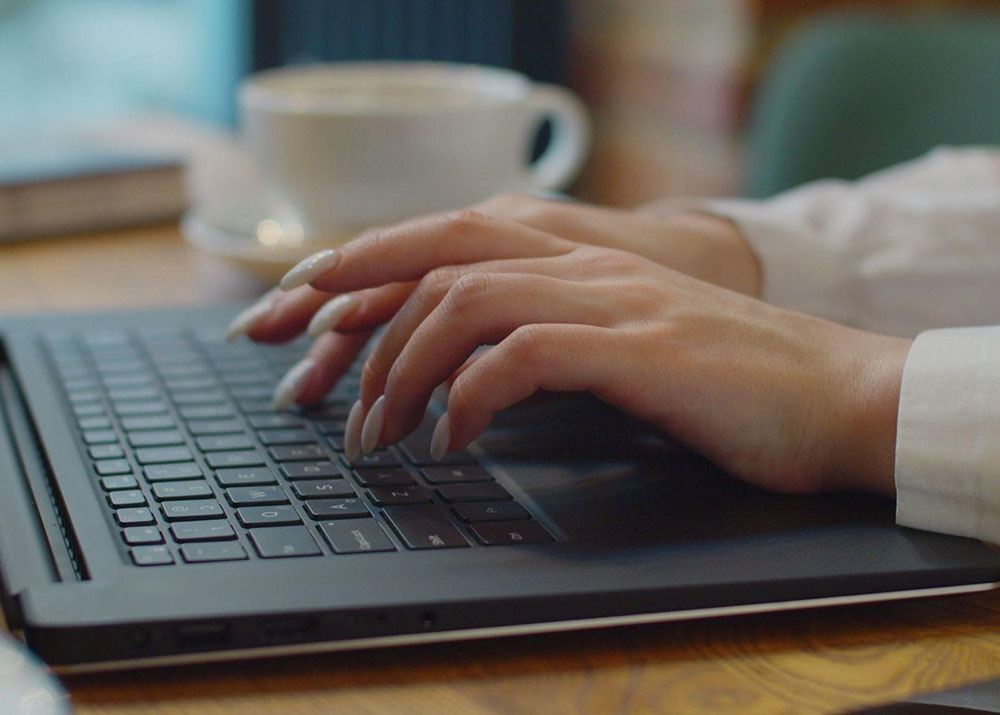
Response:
[4,225,1000,715]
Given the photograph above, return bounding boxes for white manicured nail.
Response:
[280,249,341,291]
[361,395,386,454]
[271,358,316,411]
[307,293,360,339]
[429,412,450,462]
[344,399,364,462]
[224,291,277,342]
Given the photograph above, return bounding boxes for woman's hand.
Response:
[232,206,910,497]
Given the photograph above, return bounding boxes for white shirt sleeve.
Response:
[699,147,1000,542]
[701,146,1000,337]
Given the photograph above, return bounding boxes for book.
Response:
[0,139,186,241]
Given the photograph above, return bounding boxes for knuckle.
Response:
[439,208,493,238]
[439,272,496,323]
[504,324,549,368]
[417,265,463,301]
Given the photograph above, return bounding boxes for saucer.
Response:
[182,208,354,284]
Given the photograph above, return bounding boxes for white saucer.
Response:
[182,208,354,284]
[0,634,70,714]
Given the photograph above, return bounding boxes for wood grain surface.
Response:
[4,225,1000,715]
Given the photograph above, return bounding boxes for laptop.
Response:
[2,304,999,673]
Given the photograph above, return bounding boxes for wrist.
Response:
[830,332,912,496]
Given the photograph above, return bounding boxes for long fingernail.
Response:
[307,293,360,339]
[344,399,364,462]
[271,358,316,411]
[280,249,341,291]
[429,412,450,462]
[361,395,386,453]
[224,291,277,342]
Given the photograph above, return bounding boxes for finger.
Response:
[306,281,417,337]
[281,209,577,293]
[436,324,619,453]
[272,330,373,409]
[365,273,617,447]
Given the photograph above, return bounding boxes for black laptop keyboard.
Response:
[40,328,552,567]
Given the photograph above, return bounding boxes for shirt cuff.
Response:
[895,327,1000,543]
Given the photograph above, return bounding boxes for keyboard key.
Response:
[453,502,530,523]
[303,498,370,520]
[187,419,244,436]
[229,386,273,400]
[164,377,217,392]
[340,450,401,469]
[121,415,175,431]
[101,475,139,491]
[95,459,132,476]
[122,526,164,545]
[280,461,343,480]
[239,399,276,413]
[420,465,494,484]
[89,444,124,460]
[320,520,395,554]
[144,462,204,482]
[269,444,324,462]
[248,414,303,429]
[236,505,303,527]
[103,374,153,389]
[82,429,117,445]
[249,526,322,558]
[226,485,289,507]
[172,391,226,405]
[108,387,159,401]
[152,480,214,501]
[258,429,315,446]
[470,520,553,546]
[205,450,264,469]
[128,430,185,448]
[108,490,147,507]
[400,418,477,466]
[215,467,277,487]
[115,401,168,416]
[180,542,247,563]
[136,446,193,465]
[162,499,225,521]
[368,486,432,506]
[352,468,416,488]
[383,506,469,549]
[179,405,235,420]
[436,483,512,503]
[131,545,174,566]
[197,434,254,452]
[78,416,112,430]
[291,479,356,499]
[72,403,105,417]
[170,520,237,543]
[115,507,155,526]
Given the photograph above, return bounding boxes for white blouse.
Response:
[703,147,1000,543]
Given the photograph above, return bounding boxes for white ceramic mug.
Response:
[239,62,591,243]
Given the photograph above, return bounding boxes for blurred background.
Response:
[2,0,999,211]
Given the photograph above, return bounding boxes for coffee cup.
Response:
[238,62,590,245]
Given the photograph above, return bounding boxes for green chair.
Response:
[744,13,1000,198]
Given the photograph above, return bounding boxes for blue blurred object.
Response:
[0,0,250,132]
[744,12,1000,198]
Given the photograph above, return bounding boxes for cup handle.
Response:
[521,84,591,192]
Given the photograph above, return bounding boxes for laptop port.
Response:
[177,622,231,650]
[258,617,317,641]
